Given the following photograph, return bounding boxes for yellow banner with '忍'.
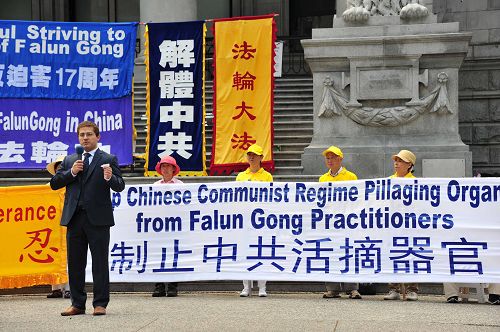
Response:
[0,185,67,289]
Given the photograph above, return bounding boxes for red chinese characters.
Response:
[232,71,256,91]
[232,101,256,120]
[19,228,59,264]
[232,41,256,60]
[231,132,256,150]
[230,41,259,150]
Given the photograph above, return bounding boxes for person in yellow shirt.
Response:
[384,149,419,301]
[320,146,362,300]
[389,149,416,179]
[236,144,272,297]
[235,144,273,182]
[319,146,358,182]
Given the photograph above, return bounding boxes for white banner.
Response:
[88,179,500,283]
[273,41,283,78]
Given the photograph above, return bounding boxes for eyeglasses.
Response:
[78,132,95,138]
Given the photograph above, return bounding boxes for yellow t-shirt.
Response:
[389,172,416,178]
[319,167,358,182]
[236,167,273,182]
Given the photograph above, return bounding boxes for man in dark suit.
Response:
[50,121,125,316]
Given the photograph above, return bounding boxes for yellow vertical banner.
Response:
[211,15,276,175]
[0,185,67,289]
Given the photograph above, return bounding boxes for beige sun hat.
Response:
[392,150,416,165]
[46,155,65,175]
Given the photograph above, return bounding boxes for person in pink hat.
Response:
[153,155,182,185]
[152,156,182,297]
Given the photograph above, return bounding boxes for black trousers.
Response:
[155,282,179,290]
[66,209,110,309]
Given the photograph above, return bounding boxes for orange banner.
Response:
[0,185,67,289]
[211,15,276,174]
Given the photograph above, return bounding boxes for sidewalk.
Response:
[1,292,499,331]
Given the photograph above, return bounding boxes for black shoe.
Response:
[488,294,500,305]
[167,283,178,297]
[47,290,63,298]
[152,283,166,297]
[63,291,71,299]
[446,296,459,303]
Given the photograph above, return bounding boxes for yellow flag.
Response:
[0,185,67,289]
[211,15,276,174]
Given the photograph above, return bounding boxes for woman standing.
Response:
[151,156,183,297]
[384,149,419,301]
[236,144,272,297]
[390,149,416,179]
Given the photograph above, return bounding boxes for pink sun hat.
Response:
[155,155,180,176]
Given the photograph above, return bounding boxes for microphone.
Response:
[75,145,84,174]
[75,145,84,159]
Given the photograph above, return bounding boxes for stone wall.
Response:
[435,0,500,175]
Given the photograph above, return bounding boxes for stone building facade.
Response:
[434,0,500,176]
[1,0,499,175]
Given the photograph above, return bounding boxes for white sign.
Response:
[273,41,283,78]
[87,179,500,283]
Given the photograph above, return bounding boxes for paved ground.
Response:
[1,292,499,331]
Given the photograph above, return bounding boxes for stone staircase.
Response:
[130,76,316,184]
[0,77,316,186]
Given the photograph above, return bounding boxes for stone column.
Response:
[134,0,198,81]
[301,1,472,179]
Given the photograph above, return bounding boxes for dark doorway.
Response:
[290,0,335,38]
[283,0,335,75]
[68,0,139,22]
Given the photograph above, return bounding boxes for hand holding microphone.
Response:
[72,145,84,175]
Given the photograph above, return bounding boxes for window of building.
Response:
[290,0,335,38]
[68,0,139,22]
[0,0,32,20]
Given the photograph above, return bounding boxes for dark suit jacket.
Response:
[50,149,125,226]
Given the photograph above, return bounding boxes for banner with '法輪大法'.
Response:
[211,15,276,175]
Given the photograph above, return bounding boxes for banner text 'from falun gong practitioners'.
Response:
[115,179,500,234]
[103,179,500,283]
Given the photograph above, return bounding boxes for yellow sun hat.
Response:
[322,145,343,158]
[247,144,264,156]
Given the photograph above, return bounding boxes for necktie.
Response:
[83,152,90,174]
[78,153,91,206]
